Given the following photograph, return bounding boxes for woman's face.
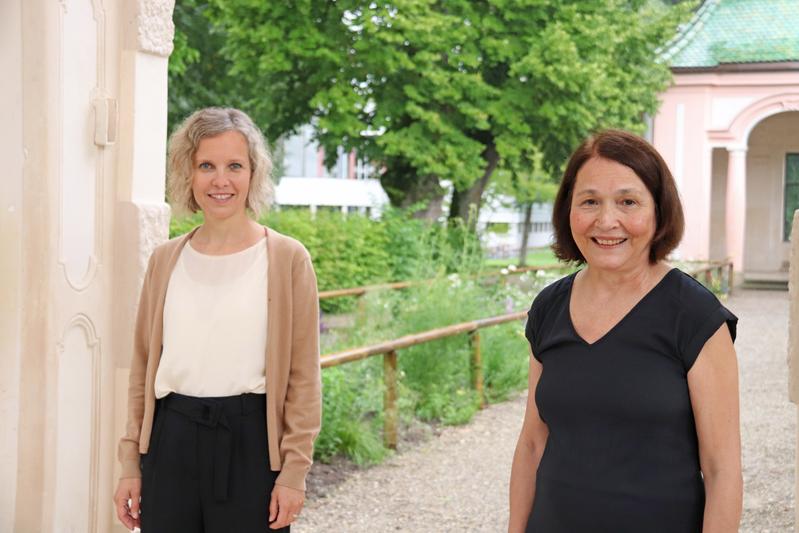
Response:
[569,156,657,272]
[191,130,252,222]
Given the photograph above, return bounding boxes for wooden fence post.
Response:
[720,264,729,295]
[383,350,398,449]
[470,330,486,409]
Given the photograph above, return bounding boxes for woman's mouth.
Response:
[209,193,234,201]
[591,237,627,247]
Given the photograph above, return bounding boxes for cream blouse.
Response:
[154,237,268,398]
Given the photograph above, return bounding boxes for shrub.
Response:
[170,207,485,312]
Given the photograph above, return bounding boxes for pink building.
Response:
[653,0,799,284]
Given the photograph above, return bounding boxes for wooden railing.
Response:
[319,259,733,449]
[318,264,566,300]
[685,260,734,296]
[320,260,733,301]
[320,311,527,449]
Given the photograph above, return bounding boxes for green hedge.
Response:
[170,208,483,312]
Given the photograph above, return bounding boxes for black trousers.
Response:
[141,392,288,533]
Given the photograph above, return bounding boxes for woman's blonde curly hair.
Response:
[167,107,273,218]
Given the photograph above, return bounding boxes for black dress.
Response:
[524,268,737,533]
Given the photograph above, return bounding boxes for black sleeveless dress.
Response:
[524,268,737,533]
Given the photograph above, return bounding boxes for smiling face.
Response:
[569,156,657,272]
[191,130,252,222]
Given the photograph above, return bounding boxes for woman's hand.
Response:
[113,477,142,531]
[269,484,305,529]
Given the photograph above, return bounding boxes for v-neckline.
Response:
[566,268,677,346]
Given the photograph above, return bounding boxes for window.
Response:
[785,154,799,242]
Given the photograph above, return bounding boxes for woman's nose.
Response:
[595,205,618,229]
[210,171,229,187]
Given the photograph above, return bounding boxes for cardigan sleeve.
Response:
[117,253,156,479]
[274,251,322,491]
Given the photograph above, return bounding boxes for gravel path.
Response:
[295,289,794,533]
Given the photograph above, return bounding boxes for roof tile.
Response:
[667,0,799,68]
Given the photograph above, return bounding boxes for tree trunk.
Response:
[448,143,499,229]
[379,158,445,221]
[399,177,446,220]
[518,202,533,266]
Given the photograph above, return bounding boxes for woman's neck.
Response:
[578,261,671,299]
[191,214,264,255]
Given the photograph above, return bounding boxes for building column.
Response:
[0,1,24,531]
[725,147,747,272]
[111,9,174,533]
[788,212,799,533]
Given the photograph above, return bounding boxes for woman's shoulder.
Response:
[148,232,192,267]
[264,226,312,262]
[532,271,576,310]
[666,268,725,309]
[666,267,738,366]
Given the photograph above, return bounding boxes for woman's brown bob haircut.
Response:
[551,129,684,264]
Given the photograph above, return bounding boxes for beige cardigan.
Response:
[118,226,321,491]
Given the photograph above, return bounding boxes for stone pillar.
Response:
[5,1,173,532]
[725,147,747,273]
[0,1,25,531]
[110,1,174,531]
[788,210,799,533]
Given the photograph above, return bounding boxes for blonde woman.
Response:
[113,107,321,532]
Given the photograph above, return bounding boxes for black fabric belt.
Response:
[160,392,266,501]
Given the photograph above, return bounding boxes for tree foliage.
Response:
[170,1,691,220]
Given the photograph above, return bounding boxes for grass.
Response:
[314,268,565,465]
[483,247,560,268]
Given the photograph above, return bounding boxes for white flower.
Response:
[508,264,517,272]
[501,268,509,275]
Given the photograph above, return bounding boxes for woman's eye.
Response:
[621,198,637,206]
[198,162,212,170]
[230,163,243,170]
[581,199,597,206]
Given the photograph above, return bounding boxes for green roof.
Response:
[664,0,799,68]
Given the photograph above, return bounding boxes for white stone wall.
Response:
[4,1,173,531]
[0,1,25,531]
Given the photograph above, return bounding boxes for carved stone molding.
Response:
[137,0,175,57]
[57,0,105,291]
[54,314,101,533]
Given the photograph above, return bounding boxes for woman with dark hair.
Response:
[113,107,321,532]
[508,130,742,532]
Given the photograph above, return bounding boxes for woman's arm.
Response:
[508,353,549,533]
[114,254,156,529]
[688,324,742,533]
[276,253,321,487]
[269,251,321,529]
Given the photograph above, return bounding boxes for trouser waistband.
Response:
[159,392,266,501]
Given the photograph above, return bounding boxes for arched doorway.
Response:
[744,111,799,279]
[708,99,799,284]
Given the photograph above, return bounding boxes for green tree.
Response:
[169,0,286,175]
[188,1,689,223]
